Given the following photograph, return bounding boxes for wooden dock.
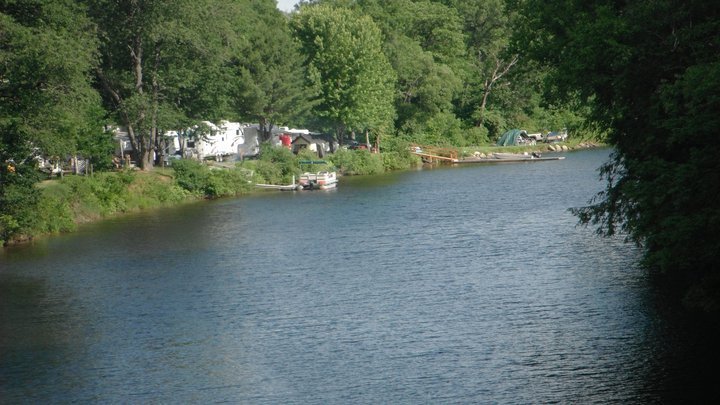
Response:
[411,149,565,164]
[410,145,564,165]
[256,174,301,191]
[412,151,458,163]
[255,183,301,191]
[453,156,565,164]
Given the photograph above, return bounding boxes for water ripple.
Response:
[0,150,696,403]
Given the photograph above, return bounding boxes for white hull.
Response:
[299,171,337,190]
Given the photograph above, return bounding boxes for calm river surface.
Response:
[0,149,717,403]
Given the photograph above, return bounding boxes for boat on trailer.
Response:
[299,171,337,190]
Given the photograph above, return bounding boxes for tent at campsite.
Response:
[496,129,528,146]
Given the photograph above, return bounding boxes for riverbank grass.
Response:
[34,171,193,231]
[3,139,603,247]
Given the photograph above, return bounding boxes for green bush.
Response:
[397,111,473,147]
[125,173,191,209]
[330,149,384,175]
[381,151,417,171]
[3,159,254,245]
[0,214,19,245]
[91,172,134,213]
[481,109,506,141]
[0,184,41,242]
[204,168,252,198]
[34,193,76,235]
[424,111,467,146]
[252,160,284,184]
[9,170,142,242]
[171,159,210,195]
[464,126,490,146]
[56,172,134,218]
[258,143,299,184]
[171,158,252,198]
[0,167,42,243]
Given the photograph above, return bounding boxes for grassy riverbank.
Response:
[2,162,258,246]
[25,170,198,240]
[0,145,421,246]
[2,141,600,246]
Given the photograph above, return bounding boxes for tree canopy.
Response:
[4,0,583,169]
[291,4,396,143]
[1,0,103,240]
[519,0,720,310]
[89,0,246,169]
[229,0,312,142]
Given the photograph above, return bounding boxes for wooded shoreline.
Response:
[2,143,604,247]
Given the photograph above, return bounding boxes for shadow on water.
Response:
[645,290,720,402]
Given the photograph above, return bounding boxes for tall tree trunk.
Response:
[259,117,274,143]
[130,32,152,170]
[335,125,345,146]
[476,54,519,127]
[477,88,491,126]
[151,49,161,167]
[127,125,140,161]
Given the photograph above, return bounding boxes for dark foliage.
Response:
[520,0,720,310]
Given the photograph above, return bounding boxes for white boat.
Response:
[298,171,337,190]
[490,152,546,160]
[492,152,523,159]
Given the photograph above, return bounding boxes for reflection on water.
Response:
[1,149,718,402]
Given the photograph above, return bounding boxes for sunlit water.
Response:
[1,149,716,403]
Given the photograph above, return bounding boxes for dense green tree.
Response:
[89,0,243,169]
[450,0,520,134]
[385,36,460,127]
[291,4,396,144]
[288,0,575,145]
[519,0,720,310]
[0,0,102,243]
[380,0,466,65]
[230,0,313,142]
[351,0,466,143]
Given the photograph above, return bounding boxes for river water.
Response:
[0,149,716,403]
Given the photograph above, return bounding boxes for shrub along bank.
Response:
[1,165,253,246]
[5,139,600,246]
[0,145,422,246]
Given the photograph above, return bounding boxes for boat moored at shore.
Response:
[299,171,337,190]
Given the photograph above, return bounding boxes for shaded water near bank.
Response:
[1,149,717,403]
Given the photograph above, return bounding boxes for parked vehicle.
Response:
[345,140,369,150]
[545,129,568,143]
[526,132,544,141]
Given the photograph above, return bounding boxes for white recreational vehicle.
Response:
[192,121,242,160]
[115,122,318,163]
[165,121,261,160]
